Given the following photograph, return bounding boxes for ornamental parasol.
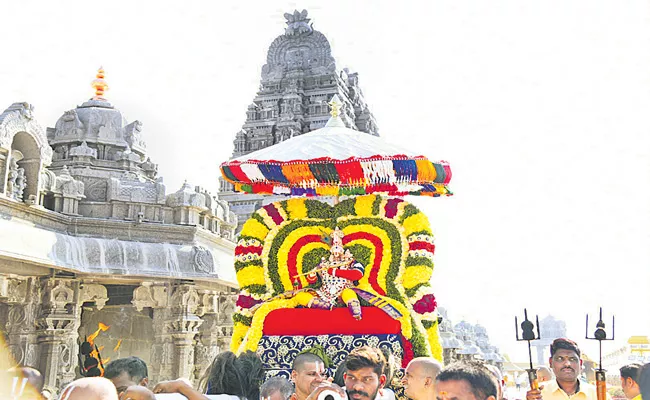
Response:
[220,95,452,197]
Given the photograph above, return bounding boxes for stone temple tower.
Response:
[220,9,379,230]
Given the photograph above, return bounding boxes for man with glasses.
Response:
[526,338,606,400]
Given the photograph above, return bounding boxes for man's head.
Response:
[103,357,149,396]
[536,366,554,383]
[59,377,118,400]
[5,366,45,399]
[436,361,498,400]
[549,339,582,384]
[484,364,505,400]
[620,363,642,400]
[639,363,650,400]
[291,352,327,399]
[260,376,295,400]
[402,357,442,400]
[344,346,387,400]
[118,385,155,400]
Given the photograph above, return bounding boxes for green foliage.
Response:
[399,204,420,224]
[405,282,429,298]
[238,235,261,243]
[409,316,430,357]
[244,284,267,295]
[251,213,267,227]
[422,319,437,330]
[302,248,330,279]
[334,198,356,218]
[234,258,263,272]
[305,200,333,219]
[407,230,433,238]
[371,195,382,215]
[233,313,253,326]
[405,256,434,268]
[345,244,372,267]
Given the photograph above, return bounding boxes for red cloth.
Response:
[330,268,363,280]
[262,307,401,335]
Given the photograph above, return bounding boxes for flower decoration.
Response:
[231,195,443,361]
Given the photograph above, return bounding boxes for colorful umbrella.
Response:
[220,95,452,197]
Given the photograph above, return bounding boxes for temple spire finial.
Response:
[91,67,109,100]
[328,94,342,118]
[324,95,346,128]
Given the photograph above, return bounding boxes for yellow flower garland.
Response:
[243,297,300,352]
[231,321,250,352]
[241,218,270,241]
[427,323,443,361]
[232,195,443,359]
[354,195,376,217]
[285,198,308,219]
[402,266,433,290]
[402,212,431,236]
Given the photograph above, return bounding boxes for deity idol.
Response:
[293,227,365,320]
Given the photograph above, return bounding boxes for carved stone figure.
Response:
[55,110,83,137]
[193,246,214,274]
[5,158,18,198]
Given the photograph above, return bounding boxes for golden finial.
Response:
[91,67,109,100]
[328,94,342,118]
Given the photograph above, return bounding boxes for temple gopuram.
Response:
[0,70,238,395]
[219,10,379,231]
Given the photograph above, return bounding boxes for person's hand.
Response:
[305,382,346,400]
[153,379,188,394]
[119,385,156,400]
[526,386,544,400]
[152,379,209,400]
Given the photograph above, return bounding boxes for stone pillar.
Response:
[168,284,202,381]
[215,292,236,352]
[193,290,220,382]
[0,277,40,368]
[193,291,237,382]
[132,282,169,384]
[19,158,43,204]
[35,278,81,394]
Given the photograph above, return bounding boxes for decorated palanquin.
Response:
[231,194,440,374]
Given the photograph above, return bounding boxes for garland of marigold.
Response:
[231,195,442,357]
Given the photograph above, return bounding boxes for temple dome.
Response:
[48,98,146,157]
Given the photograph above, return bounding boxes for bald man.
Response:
[4,366,46,399]
[59,377,118,400]
[119,385,156,400]
[401,357,442,400]
[536,366,554,383]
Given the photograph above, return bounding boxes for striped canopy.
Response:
[220,112,452,197]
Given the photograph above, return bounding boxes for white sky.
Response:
[1,0,649,363]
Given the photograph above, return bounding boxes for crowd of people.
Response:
[3,338,650,400]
